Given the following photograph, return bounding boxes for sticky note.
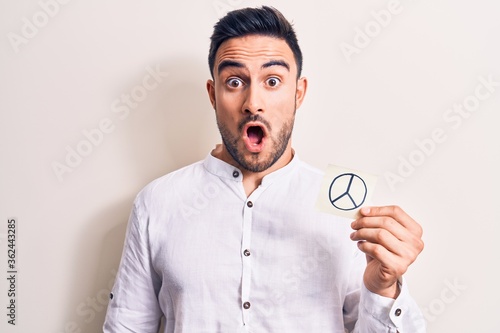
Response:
[316,164,378,218]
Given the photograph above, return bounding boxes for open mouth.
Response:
[247,126,264,145]
[243,123,267,153]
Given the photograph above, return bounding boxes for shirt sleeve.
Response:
[354,279,427,332]
[103,198,163,333]
[343,250,427,332]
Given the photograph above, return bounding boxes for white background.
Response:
[1,0,499,332]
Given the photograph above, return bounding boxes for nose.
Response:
[242,84,264,115]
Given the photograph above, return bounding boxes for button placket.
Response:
[239,186,267,326]
[240,198,254,325]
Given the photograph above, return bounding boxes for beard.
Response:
[216,113,295,173]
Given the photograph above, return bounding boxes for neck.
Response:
[211,144,294,197]
[239,150,292,196]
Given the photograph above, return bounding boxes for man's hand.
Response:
[350,205,424,298]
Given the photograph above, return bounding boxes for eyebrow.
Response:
[217,59,290,75]
[262,60,290,71]
[217,60,245,75]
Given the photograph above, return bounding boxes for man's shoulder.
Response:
[296,159,324,175]
[136,159,206,202]
[295,158,325,181]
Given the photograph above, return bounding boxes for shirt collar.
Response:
[203,151,300,187]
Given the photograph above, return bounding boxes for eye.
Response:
[226,77,244,88]
[266,77,281,87]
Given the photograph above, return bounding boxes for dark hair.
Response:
[208,6,303,79]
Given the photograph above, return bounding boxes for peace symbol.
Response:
[328,173,367,211]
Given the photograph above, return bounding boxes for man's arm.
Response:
[103,199,163,333]
[344,205,426,332]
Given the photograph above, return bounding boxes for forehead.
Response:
[215,35,297,75]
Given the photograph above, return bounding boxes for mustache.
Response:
[237,114,272,132]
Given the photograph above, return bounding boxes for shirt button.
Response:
[232,170,239,178]
[247,201,253,208]
[109,293,114,300]
[243,302,251,309]
[243,249,251,256]
[395,308,402,316]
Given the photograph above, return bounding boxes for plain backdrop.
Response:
[1,0,499,332]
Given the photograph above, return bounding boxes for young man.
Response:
[104,6,426,332]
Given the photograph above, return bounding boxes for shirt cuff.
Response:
[360,278,409,329]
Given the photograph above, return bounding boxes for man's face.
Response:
[207,35,307,173]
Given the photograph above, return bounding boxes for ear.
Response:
[206,79,216,110]
[295,77,308,109]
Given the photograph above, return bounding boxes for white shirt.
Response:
[103,153,426,332]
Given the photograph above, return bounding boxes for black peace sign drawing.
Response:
[328,173,368,211]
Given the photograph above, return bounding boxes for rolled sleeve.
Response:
[103,199,163,333]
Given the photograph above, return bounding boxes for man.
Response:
[104,6,426,332]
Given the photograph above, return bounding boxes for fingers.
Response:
[358,205,423,237]
[351,227,415,259]
[356,241,409,277]
[351,215,410,243]
[351,205,425,296]
[351,205,425,271]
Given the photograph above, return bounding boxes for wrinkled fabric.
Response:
[104,153,426,333]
